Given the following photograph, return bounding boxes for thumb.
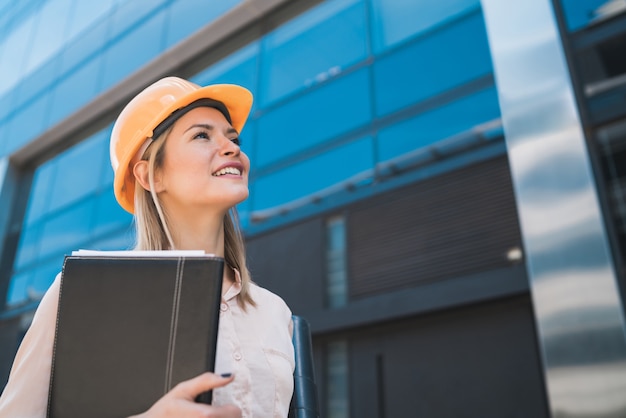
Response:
[170,372,234,400]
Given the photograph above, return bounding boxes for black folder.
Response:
[47,252,224,418]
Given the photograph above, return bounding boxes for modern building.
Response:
[1,0,626,416]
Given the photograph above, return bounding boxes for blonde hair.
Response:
[133,129,255,307]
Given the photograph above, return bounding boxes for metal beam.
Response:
[480,0,626,416]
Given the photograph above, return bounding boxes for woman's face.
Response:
[156,106,250,215]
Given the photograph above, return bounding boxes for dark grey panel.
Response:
[348,156,522,298]
[348,295,549,418]
[246,218,325,312]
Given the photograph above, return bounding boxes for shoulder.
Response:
[248,283,292,321]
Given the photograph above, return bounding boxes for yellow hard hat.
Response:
[109,76,253,214]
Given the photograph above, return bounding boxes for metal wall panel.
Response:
[348,156,522,298]
[481,0,626,416]
[246,218,325,313]
[348,295,549,417]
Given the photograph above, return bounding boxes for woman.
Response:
[0,77,295,417]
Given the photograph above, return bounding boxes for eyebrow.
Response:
[184,123,239,135]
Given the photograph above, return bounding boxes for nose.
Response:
[219,135,240,156]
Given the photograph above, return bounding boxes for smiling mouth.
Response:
[213,167,242,176]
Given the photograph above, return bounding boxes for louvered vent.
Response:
[348,156,522,298]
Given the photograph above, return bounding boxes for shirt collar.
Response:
[223,267,242,301]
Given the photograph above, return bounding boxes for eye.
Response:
[230,137,241,146]
[193,131,210,140]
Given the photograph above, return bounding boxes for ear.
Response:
[133,160,164,193]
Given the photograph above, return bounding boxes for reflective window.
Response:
[14,57,60,110]
[0,15,36,96]
[65,0,117,44]
[23,0,73,75]
[326,340,349,418]
[100,9,167,91]
[59,10,111,75]
[259,0,367,106]
[326,216,348,308]
[253,136,374,210]
[14,224,41,270]
[0,89,14,123]
[192,42,260,112]
[256,68,372,167]
[91,188,133,238]
[165,0,242,48]
[370,0,479,52]
[24,159,58,225]
[48,56,103,127]
[4,93,52,155]
[377,87,501,162]
[48,130,108,212]
[559,0,616,32]
[29,258,63,298]
[38,198,95,259]
[373,10,492,116]
[99,125,116,189]
[6,271,32,307]
[88,230,135,252]
[107,0,168,42]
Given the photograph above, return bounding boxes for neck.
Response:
[166,208,227,257]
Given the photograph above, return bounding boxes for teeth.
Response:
[213,167,241,176]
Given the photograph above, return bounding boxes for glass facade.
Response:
[1,0,502,307]
[2,0,626,415]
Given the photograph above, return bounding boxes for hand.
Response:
[129,372,241,418]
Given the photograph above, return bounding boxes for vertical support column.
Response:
[0,157,16,306]
[480,0,626,416]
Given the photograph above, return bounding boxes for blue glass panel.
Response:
[191,42,259,111]
[0,16,36,97]
[6,271,32,307]
[92,188,133,238]
[370,0,479,52]
[165,0,241,48]
[48,132,108,212]
[38,199,95,258]
[256,68,371,167]
[100,10,167,91]
[236,198,251,230]
[0,123,6,156]
[259,0,367,106]
[59,11,111,75]
[373,10,492,116]
[23,0,73,75]
[47,56,103,128]
[100,125,115,189]
[107,0,167,42]
[377,87,500,162]
[14,224,41,270]
[29,258,63,297]
[0,89,15,123]
[65,0,116,44]
[254,136,373,210]
[3,92,52,155]
[13,57,60,110]
[240,119,256,171]
[559,0,611,32]
[87,229,135,251]
[25,160,57,225]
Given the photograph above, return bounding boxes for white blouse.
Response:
[0,271,295,417]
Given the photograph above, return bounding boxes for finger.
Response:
[171,372,234,400]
